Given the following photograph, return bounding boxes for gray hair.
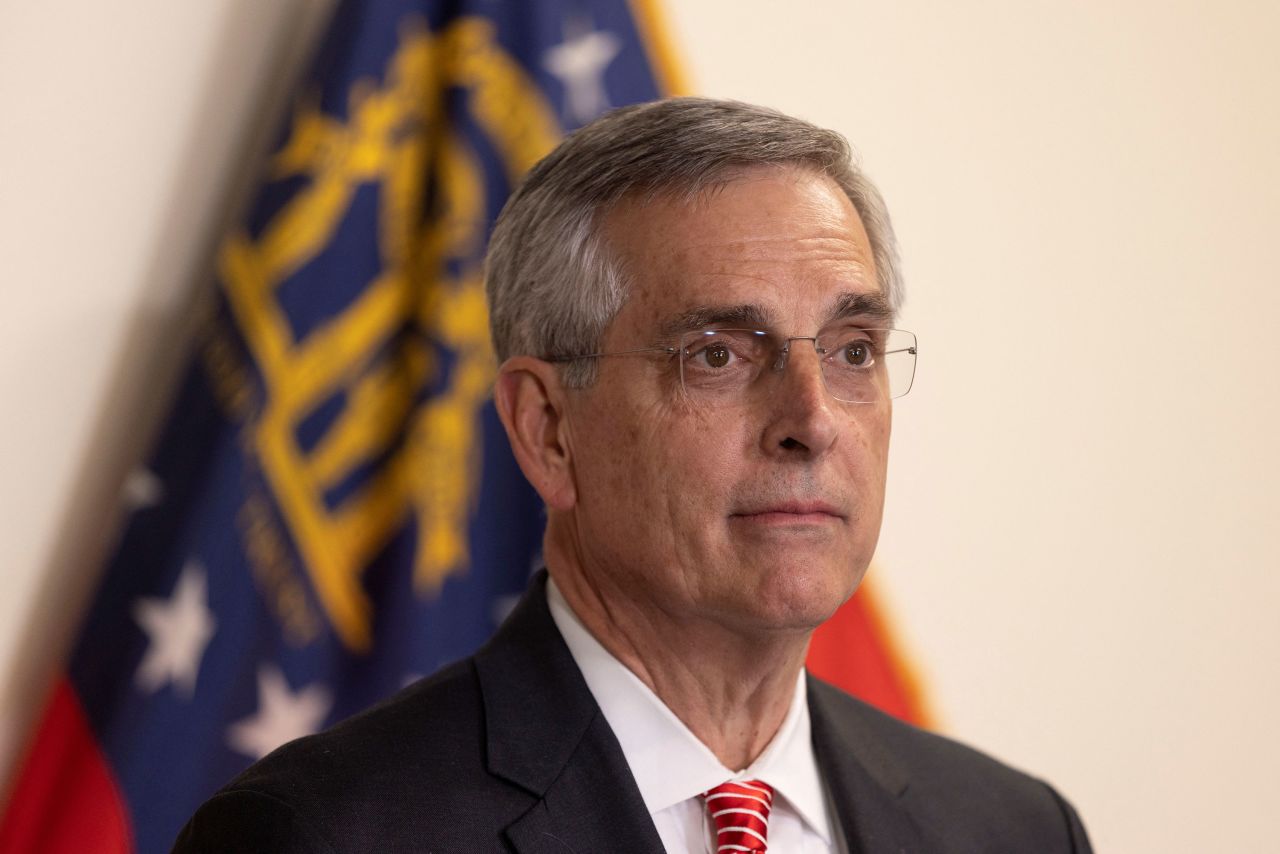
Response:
[484,97,903,387]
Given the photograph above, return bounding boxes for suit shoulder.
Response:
[173,788,339,854]
[236,657,483,788]
[810,677,1026,780]
[809,678,1092,852]
[175,658,533,852]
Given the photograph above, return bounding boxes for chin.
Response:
[744,559,864,633]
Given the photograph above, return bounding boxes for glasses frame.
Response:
[547,327,918,404]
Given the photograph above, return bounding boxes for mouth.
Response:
[729,501,846,525]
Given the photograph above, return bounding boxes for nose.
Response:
[772,336,818,371]
[760,340,839,457]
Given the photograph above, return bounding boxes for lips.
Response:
[730,500,846,520]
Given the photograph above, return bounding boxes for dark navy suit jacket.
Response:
[173,574,1092,853]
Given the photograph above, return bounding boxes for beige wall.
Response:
[2,1,1277,850]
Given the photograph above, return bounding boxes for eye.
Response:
[684,335,748,370]
[680,330,765,377]
[701,342,733,368]
[842,339,874,368]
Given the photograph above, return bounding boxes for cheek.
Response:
[602,420,646,494]
[854,405,892,467]
[663,403,752,483]
[574,400,673,521]
[829,409,892,520]
[582,403,748,541]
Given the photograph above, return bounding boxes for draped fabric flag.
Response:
[0,2,923,851]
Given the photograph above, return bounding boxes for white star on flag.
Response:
[227,665,332,760]
[132,560,217,698]
[543,22,621,124]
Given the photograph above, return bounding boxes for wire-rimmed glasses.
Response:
[549,327,917,404]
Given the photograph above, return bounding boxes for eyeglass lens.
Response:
[677,328,916,403]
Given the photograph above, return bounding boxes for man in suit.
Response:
[175,98,1092,852]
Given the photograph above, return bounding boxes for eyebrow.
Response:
[657,303,773,339]
[830,291,895,325]
[656,291,894,340]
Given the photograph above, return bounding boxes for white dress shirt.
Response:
[547,579,841,853]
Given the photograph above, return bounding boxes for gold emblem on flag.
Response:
[213,18,561,652]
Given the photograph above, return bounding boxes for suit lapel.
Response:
[474,573,664,854]
[501,713,663,854]
[808,677,925,854]
[474,577,929,853]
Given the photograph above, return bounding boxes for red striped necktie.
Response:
[701,779,774,853]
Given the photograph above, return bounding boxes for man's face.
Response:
[562,166,892,637]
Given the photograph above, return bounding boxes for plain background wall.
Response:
[2,2,1278,851]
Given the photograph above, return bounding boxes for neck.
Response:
[545,522,812,771]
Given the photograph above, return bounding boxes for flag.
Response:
[0,2,922,851]
[810,578,930,725]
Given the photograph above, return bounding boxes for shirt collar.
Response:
[546,577,832,844]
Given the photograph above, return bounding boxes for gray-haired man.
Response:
[176,98,1092,853]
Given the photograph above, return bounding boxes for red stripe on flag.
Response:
[807,580,931,726]
[0,677,132,854]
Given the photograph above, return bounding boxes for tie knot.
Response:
[701,780,774,853]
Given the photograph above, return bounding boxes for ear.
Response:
[493,356,577,511]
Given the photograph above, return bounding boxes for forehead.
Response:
[601,166,883,336]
